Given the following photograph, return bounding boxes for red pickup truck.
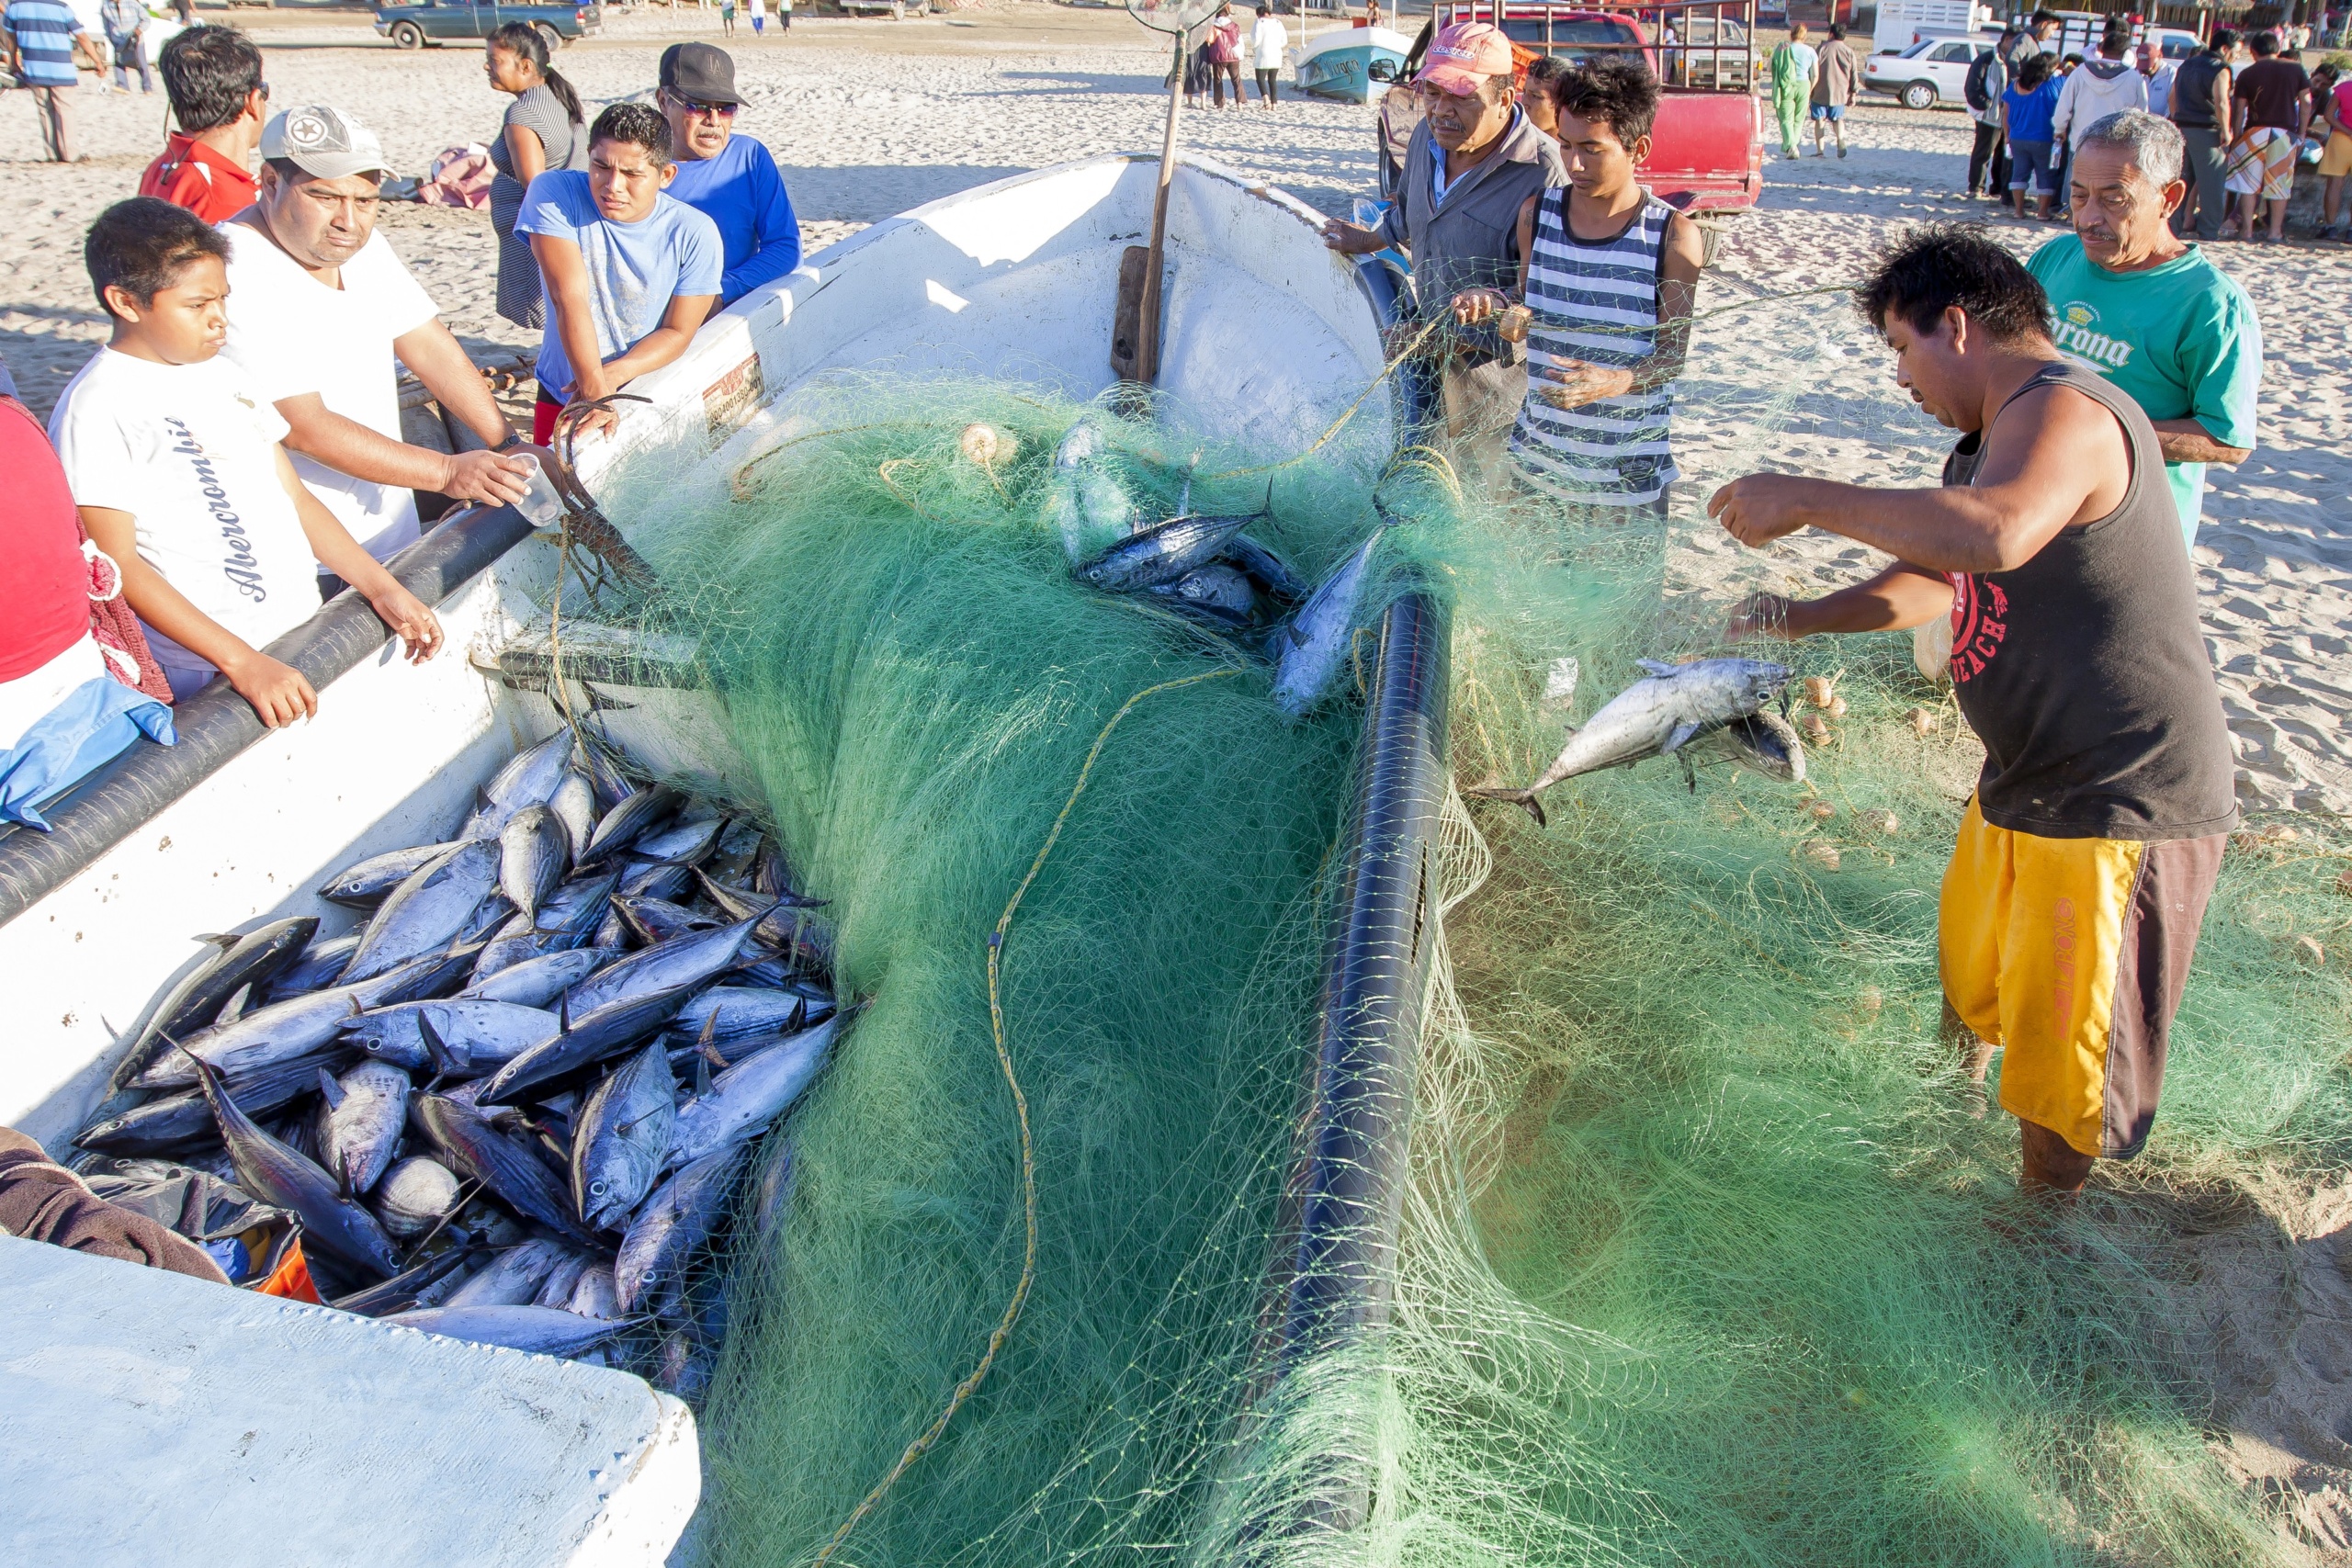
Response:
[1386,2,1765,216]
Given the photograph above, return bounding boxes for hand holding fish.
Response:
[368,582,445,664]
[1708,473,1817,547]
[1532,359,1636,410]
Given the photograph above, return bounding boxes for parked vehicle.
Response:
[1867,0,1992,58]
[1862,31,2001,109]
[1667,12,1751,90]
[373,0,601,51]
[1432,2,1767,213]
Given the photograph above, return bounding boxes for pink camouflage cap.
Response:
[1419,21,1516,96]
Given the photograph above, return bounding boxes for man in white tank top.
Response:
[1453,56,1704,516]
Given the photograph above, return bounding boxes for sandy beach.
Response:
[6,6,2352,1542]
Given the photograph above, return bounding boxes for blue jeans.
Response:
[107,28,153,92]
[2007,141,2057,194]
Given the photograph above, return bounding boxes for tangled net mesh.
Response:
[570,280,2352,1568]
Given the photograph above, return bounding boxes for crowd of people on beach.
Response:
[1326,18,2262,1198]
[0,5,2310,1207]
[1928,11,2348,244]
[0,24,798,832]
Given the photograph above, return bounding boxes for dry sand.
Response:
[6,7,2352,1547]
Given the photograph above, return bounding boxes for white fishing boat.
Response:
[0,153,1436,1566]
[1292,22,1414,103]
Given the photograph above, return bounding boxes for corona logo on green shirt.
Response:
[2050,301,2135,370]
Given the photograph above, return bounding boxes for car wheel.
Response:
[390,19,422,48]
[535,21,563,52]
[1901,80,1937,110]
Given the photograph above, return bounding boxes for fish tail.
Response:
[1464,785,1548,829]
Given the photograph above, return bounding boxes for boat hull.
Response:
[1292,25,1412,103]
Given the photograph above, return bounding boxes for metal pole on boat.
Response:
[1136,29,1185,386]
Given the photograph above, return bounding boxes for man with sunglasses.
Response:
[656,42,801,307]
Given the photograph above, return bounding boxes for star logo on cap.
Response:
[286,108,334,149]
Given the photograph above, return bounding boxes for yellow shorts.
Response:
[1939,799,2224,1159]
[2323,131,2352,180]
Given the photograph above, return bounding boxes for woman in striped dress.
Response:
[1453,55,1703,518]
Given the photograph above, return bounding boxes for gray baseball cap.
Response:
[261,105,395,180]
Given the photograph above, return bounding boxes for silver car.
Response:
[1862,33,1996,110]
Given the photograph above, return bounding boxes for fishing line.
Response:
[808,664,1248,1568]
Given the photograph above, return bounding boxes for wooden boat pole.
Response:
[1136,29,1184,386]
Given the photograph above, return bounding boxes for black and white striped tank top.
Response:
[1510,188,1680,506]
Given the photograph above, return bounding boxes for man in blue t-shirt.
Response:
[656,42,801,306]
[3,0,89,161]
[516,102,725,442]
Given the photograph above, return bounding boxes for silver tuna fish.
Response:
[373,1154,462,1239]
[386,1303,626,1357]
[1470,658,1794,827]
[342,839,501,984]
[498,805,570,921]
[316,1059,410,1195]
[319,843,457,908]
[1272,529,1384,718]
[571,1043,677,1232]
[188,1051,403,1279]
[615,1143,751,1313]
[663,1016,842,1173]
[458,948,611,1010]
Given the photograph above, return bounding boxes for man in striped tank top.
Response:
[1452,57,1705,518]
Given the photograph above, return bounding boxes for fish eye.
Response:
[590,1180,609,1195]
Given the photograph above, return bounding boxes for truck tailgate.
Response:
[1644,89,1765,211]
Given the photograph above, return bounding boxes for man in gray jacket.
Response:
[1322,20,1566,491]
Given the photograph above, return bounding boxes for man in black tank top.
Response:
[1707,225,2236,1197]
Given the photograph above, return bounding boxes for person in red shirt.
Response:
[0,393,174,829]
[137,25,267,224]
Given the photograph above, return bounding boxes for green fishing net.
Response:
[575,287,2352,1568]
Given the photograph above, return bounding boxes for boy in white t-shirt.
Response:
[50,197,442,727]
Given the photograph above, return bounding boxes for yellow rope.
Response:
[808,664,1247,1568]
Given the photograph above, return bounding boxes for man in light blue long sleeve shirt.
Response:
[657,41,801,306]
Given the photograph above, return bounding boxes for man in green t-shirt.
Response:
[2028,109,2258,549]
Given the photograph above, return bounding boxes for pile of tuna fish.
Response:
[67,728,841,1398]
[1045,421,1384,718]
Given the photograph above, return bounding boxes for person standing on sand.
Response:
[1769,23,1816,162]
[519,104,723,444]
[1250,4,1283,107]
[2167,28,2234,241]
[1713,224,2237,1198]
[1320,22,1565,491]
[2002,51,2062,220]
[2135,36,2175,119]
[775,0,789,33]
[657,43,801,306]
[485,22,588,332]
[1207,3,1244,109]
[1962,32,2010,198]
[219,107,534,574]
[2317,64,2352,242]
[1451,55,1702,517]
[99,0,149,95]
[139,26,266,223]
[2031,111,2258,552]
[1809,22,1857,159]
[749,0,764,39]
[2225,31,2311,244]
[721,0,735,37]
[3,0,92,163]
[1364,0,1381,28]
[2051,22,2146,165]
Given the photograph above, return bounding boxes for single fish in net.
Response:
[1470,657,1793,826]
